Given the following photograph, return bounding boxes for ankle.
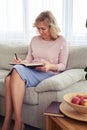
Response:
[1,124,11,130]
[13,120,23,130]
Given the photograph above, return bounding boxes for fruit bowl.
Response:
[64,92,87,114]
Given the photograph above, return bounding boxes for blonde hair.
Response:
[33,11,61,40]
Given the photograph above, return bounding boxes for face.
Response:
[36,21,51,40]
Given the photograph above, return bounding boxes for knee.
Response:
[5,76,11,90]
[5,76,10,83]
[11,68,22,80]
[11,68,18,76]
[5,69,17,83]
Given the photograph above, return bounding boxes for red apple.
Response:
[80,99,87,106]
[84,96,87,99]
[71,96,81,104]
[76,95,84,100]
[79,98,85,105]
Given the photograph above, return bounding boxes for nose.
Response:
[39,29,44,35]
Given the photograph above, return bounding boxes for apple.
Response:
[76,95,84,100]
[83,96,87,99]
[79,98,85,105]
[71,95,87,106]
[80,99,87,106]
[71,96,81,104]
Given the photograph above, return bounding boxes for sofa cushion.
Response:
[24,87,38,105]
[0,78,38,105]
[0,43,28,70]
[0,79,5,97]
[66,46,87,69]
[0,70,9,79]
[35,69,85,92]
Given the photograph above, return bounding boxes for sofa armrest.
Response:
[35,69,85,92]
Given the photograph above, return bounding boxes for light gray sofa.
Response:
[0,43,87,130]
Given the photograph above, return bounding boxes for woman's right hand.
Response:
[12,57,21,63]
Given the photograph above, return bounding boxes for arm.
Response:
[36,38,69,72]
[57,40,69,71]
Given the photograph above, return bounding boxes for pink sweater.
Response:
[26,35,69,72]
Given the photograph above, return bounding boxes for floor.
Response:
[0,116,42,130]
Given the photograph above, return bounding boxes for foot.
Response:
[1,121,11,130]
[13,121,24,130]
[1,125,11,130]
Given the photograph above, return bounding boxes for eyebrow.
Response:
[37,27,48,30]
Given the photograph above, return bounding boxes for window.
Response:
[25,0,63,41]
[66,0,87,45]
[0,0,23,33]
[0,0,25,42]
[0,0,87,45]
[0,0,63,43]
[73,0,87,34]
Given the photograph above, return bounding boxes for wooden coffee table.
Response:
[44,102,87,130]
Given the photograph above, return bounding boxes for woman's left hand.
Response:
[35,59,51,72]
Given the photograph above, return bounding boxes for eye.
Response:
[37,27,47,31]
[41,28,46,30]
[37,27,40,30]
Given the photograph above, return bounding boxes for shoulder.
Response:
[31,35,41,42]
[56,35,66,42]
[56,35,68,50]
[30,35,41,47]
[55,35,67,47]
[59,35,68,47]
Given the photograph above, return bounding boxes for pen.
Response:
[15,53,18,60]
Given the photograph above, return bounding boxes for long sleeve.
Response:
[25,36,69,72]
[57,40,69,71]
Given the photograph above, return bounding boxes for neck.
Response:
[42,36,53,41]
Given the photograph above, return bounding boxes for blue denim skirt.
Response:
[8,65,55,87]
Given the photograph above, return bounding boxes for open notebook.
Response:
[10,62,44,68]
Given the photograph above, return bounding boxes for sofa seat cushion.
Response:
[0,70,9,98]
[0,70,9,79]
[24,87,38,105]
[0,79,5,97]
[35,69,85,92]
[0,78,38,105]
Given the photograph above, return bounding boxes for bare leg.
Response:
[1,76,13,130]
[10,69,25,130]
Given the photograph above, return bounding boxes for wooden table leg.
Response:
[46,115,53,130]
[45,116,63,130]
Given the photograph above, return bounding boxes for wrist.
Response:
[50,63,58,72]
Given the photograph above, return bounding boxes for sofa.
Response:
[0,43,87,130]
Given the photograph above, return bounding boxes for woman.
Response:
[1,11,69,130]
